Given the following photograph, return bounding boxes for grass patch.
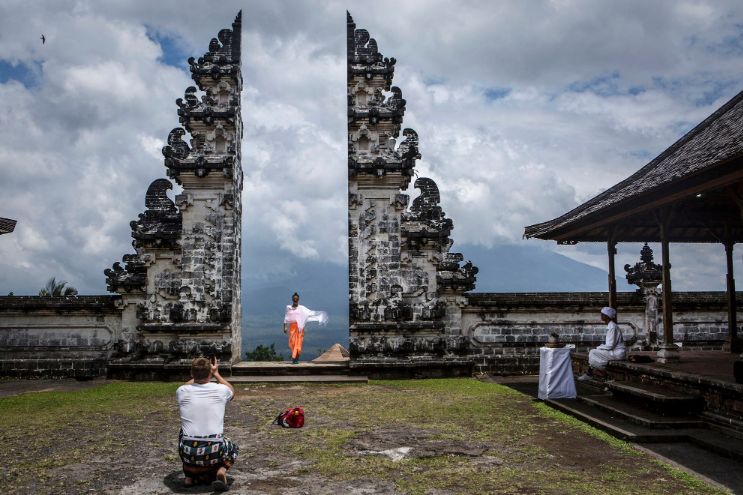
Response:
[0,378,729,495]
[280,379,723,494]
[0,381,180,492]
[0,381,177,427]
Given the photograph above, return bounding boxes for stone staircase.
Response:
[543,354,743,462]
[229,361,367,384]
[547,378,743,462]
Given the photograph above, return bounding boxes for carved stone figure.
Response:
[625,243,663,346]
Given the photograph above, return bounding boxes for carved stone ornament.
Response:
[104,253,147,292]
[187,12,242,84]
[129,179,182,249]
[347,12,396,88]
[625,243,662,288]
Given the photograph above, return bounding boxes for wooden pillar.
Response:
[725,239,738,353]
[726,187,743,373]
[657,211,679,362]
[608,239,617,309]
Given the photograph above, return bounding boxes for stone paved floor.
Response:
[630,351,740,383]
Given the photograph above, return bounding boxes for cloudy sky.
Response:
[2,0,743,298]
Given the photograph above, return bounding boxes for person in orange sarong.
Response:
[283,292,328,364]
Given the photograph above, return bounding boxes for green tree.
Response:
[38,277,78,297]
[245,343,283,362]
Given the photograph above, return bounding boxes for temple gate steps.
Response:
[545,392,743,461]
[536,352,743,462]
[106,360,367,384]
[229,362,367,384]
[230,375,367,384]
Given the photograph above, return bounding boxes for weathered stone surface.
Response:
[105,12,243,366]
[0,296,121,378]
[346,426,488,460]
[347,13,477,369]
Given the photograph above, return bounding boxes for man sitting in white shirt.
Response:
[176,356,238,491]
[578,307,626,381]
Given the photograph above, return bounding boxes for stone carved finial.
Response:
[437,253,478,292]
[162,128,190,161]
[176,87,200,111]
[104,254,147,293]
[625,243,662,288]
[347,11,396,88]
[354,29,379,61]
[397,128,421,173]
[188,10,241,84]
[387,87,406,113]
[410,178,442,217]
[640,243,654,265]
[403,177,454,249]
[129,179,182,249]
[144,179,177,212]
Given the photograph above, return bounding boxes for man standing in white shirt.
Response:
[176,356,238,491]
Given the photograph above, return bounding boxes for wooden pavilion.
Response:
[524,89,743,363]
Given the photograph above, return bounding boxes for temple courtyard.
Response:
[0,377,731,495]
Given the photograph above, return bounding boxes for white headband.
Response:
[601,307,616,319]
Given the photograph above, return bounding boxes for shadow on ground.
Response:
[162,471,235,494]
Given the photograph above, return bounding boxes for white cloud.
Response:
[1,0,743,295]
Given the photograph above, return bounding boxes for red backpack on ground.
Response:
[273,406,304,428]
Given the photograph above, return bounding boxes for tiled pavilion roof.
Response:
[524,89,743,243]
[0,218,16,235]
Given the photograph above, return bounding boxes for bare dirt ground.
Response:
[0,378,727,495]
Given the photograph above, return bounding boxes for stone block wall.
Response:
[1,290,734,379]
[463,291,741,374]
[0,296,121,378]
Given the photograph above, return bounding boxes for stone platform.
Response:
[606,350,742,384]
[231,361,366,384]
[106,359,365,383]
[572,351,743,425]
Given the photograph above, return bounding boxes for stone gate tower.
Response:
[347,13,477,374]
[105,12,243,375]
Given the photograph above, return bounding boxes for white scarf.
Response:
[284,304,329,330]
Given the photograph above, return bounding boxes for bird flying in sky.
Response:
[40,34,45,44]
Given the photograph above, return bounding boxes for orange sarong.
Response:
[288,322,304,359]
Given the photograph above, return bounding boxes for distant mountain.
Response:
[240,243,632,359]
[453,244,635,293]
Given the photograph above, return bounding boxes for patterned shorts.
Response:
[178,431,238,475]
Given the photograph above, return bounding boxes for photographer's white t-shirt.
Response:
[176,382,233,437]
